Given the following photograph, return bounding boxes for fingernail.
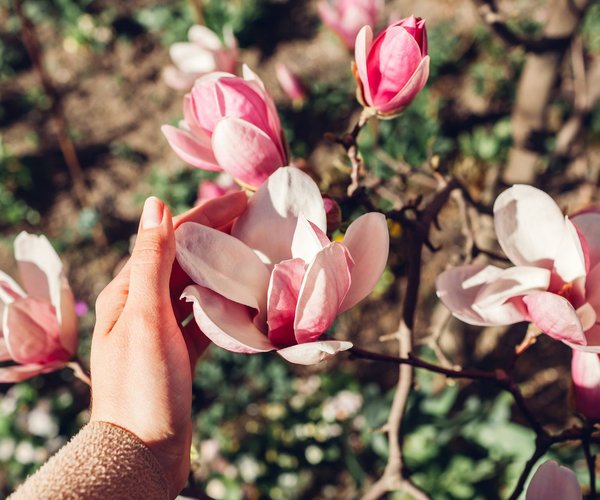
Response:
[141,197,163,229]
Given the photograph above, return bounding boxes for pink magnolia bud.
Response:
[275,63,307,108]
[163,25,238,91]
[318,0,383,50]
[0,233,78,383]
[526,461,581,500]
[571,350,600,420]
[195,173,240,205]
[162,65,288,189]
[353,16,430,118]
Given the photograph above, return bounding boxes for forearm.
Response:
[10,421,169,500]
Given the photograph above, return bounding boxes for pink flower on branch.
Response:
[353,16,429,118]
[0,233,77,382]
[436,185,600,352]
[195,173,240,205]
[275,63,307,107]
[163,25,238,91]
[571,350,600,420]
[175,167,389,365]
[526,460,581,500]
[318,0,383,50]
[162,66,288,189]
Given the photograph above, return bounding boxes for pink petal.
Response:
[181,285,273,353]
[0,362,65,383]
[169,43,218,74]
[354,26,374,105]
[573,208,600,268]
[277,340,353,365]
[294,243,353,344]
[175,222,271,311]
[0,338,12,361]
[339,213,389,312]
[162,66,197,91]
[473,266,550,310]
[3,299,68,364]
[161,125,221,171]
[571,350,600,420]
[526,460,581,500]
[436,265,529,326]
[585,263,600,313]
[552,217,587,283]
[377,55,430,115]
[266,258,305,347]
[523,291,587,345]
[211,117,284,187]
[291,215,330,263]
[0,270,26,304]
[566,325,600,353]
[187,25,222,50]
[494,185,567,269]
[232,167,327,265]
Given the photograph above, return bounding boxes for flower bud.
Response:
[571,349,600,420]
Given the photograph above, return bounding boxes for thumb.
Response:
[125,197,176,314]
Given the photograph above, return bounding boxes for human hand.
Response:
[89,192,247,497]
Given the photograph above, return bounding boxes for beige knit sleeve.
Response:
[9,421,170,500]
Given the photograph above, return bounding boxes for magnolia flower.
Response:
[163,25,238,91]
[162,66,288,189]
[275,63,307,107]
[175,167,389,364]
[526,460,581,500]
[0,233,77,382]
[318,0,383,50]
[436,185,600,352]
[195,173,240,205]
[353,16,429,118]
[571,350,600,420]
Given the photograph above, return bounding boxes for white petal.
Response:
[277,340,353,365]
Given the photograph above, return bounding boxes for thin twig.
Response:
[67,360,92,387]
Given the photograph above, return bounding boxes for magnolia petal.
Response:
[294,243,353,344]
[162,66,197,91]
[187,25,222,50]
[291,215,329,263]
[169,43,218,74]
[436,265,528,326]
[277,340,353,365]
[267,258,305,348]
[473,266,550,309]
[378,56,430,115]
[339,213,389,312]
[3,299,68,364]
[182,285,273,353]
[526,460,581,500]
[232,167,327,265]
[0,338,11,361]
[0,270,25,304]
[211,117,284,187]
[175,222,270,311]
[58,285,78,355]
[553,217,587,283]
[586,263,600,314]
[573,208,600,268]
[368,27,423,106]
[576,302,597,332]
[523,291,587,345]
[161,125,221,171]
[354,26,374,105]
[494,185,566,269]
[0,362,65,383]
[571,350,600,420]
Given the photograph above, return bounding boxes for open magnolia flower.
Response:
[175,167,389,364]
[0,232,77,382]
[353,16,429,118]
[163,25,238,91]
[317,0,383,50]
[162,65,287,189]
[436,185,600,352]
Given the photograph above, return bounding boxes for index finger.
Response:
[173,191,248,230]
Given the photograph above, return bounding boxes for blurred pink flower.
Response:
[571,350,600,420]
[353,16,429,118]
[436,185,600,352]
[162,65,288,189]
[0,233,77,382]
[163,25,238,91]
[175,167,389,364]
[526,460,581,500]
[275,63,307,107]
[74,300,88,317]
[318,0,383,49]
[195,173,240,205]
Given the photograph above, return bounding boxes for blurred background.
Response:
[0,0,599,498]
